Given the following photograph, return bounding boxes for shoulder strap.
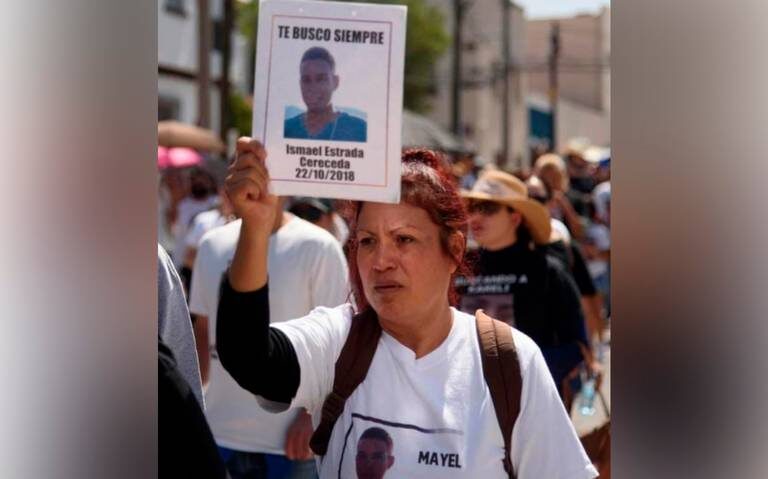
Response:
[309,308,382,456]
[476,310,522,479]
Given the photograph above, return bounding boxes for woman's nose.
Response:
[372,242,397,271]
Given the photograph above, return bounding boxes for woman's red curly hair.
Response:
[339,148,470,313]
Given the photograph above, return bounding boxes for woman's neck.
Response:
[379,301,454,359]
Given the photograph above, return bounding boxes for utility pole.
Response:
[500,0,511,167]
[220,0,233,140]
[548,21,560,152]
[451,0,466,137]
[197,0,211,128]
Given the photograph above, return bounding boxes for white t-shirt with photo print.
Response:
[272,306,598,479]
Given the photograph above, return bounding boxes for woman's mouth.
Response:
[373,282,403,293]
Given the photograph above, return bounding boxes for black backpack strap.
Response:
[309,308,382,456]
[476,309,522,479]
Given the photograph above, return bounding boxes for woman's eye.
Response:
[397,235,414,244]
[358,237,374,246]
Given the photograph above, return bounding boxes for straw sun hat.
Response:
[461,170,552,245]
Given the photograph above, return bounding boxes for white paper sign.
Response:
[252,0,406,203]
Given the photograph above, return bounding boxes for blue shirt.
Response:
[284,111,367,142]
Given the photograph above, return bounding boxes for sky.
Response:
[513,0,610,19]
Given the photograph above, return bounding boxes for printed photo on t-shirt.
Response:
[355,427,394,479]
[455,273,529,327]
[337,413,466,478]
[459,293,515,328]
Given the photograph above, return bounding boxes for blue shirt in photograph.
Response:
[284,111,367,142]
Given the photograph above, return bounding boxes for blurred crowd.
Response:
[453,138,611,347]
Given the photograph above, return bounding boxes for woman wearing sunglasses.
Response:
[458,170,590,394]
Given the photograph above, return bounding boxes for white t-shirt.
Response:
[592,181,611,224]
[273,306,598,479]
[172,195,219,268]
[189,216,350,454]
[586,223,610,278]
[184,209,229,250]
[551,218,572,244]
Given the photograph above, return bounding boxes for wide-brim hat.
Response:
[460,170,552,245]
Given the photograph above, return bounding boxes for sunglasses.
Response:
[467,200,505,216]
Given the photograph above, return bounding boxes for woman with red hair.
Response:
[216,138,596,479]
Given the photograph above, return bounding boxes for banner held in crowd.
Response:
[252,0,407,203]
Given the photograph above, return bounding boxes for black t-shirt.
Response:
[159,337,228,479]
[542,240,597,297]
[456,242,588,385]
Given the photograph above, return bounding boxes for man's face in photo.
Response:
[356,438,394,479]
[300,59,339,113]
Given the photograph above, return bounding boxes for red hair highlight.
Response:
[340,148,470,313]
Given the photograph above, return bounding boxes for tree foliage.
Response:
[229,92,253,136]
[235,0,449,113]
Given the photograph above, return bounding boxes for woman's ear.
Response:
[510,210,523,229]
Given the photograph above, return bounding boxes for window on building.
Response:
[158,96,181,121]
[213,19,225,52]
[165,0,186,17]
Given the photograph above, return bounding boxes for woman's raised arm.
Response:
[215,138,300,403]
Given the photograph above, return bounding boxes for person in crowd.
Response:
[582,200,611,323]
[181,188,235,277]
[589,158,610,321]
[592,159,611,229]
[284,47,366,142]
[355,427,395,479]
[563,139,597,196]
[159,168,187,253]
[458,170,590,392]
[159,335,228,479]
[526,176,605,350]
[158,244,203,407]
[533,153,586,240]
[288,197,349,244]
[449,151,479,190]
[215,138,596,478]
[189,187,349,479]
[159,243,225,477]
[172,167,219,270]
[525,175,570,243]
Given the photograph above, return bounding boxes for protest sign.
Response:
[252,0,406,203]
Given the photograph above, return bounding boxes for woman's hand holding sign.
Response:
[227,137,276,225]
[226,137,277,292]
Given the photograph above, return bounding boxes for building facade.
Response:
[425,0,530,170]
[525,7,611,149]
[158,0,248,135]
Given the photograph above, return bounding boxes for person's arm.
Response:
[568,243,602,347]
[285,408,315,461]
[216,278,300,402]
[158,244,204,407]
[540,260,589,387]
[552,191,585,239]
[215,138,300,403]
[191,314,210,386]
[159,337,227,479]
[226,138,276,292]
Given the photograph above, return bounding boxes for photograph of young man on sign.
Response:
[284,46,368,142]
